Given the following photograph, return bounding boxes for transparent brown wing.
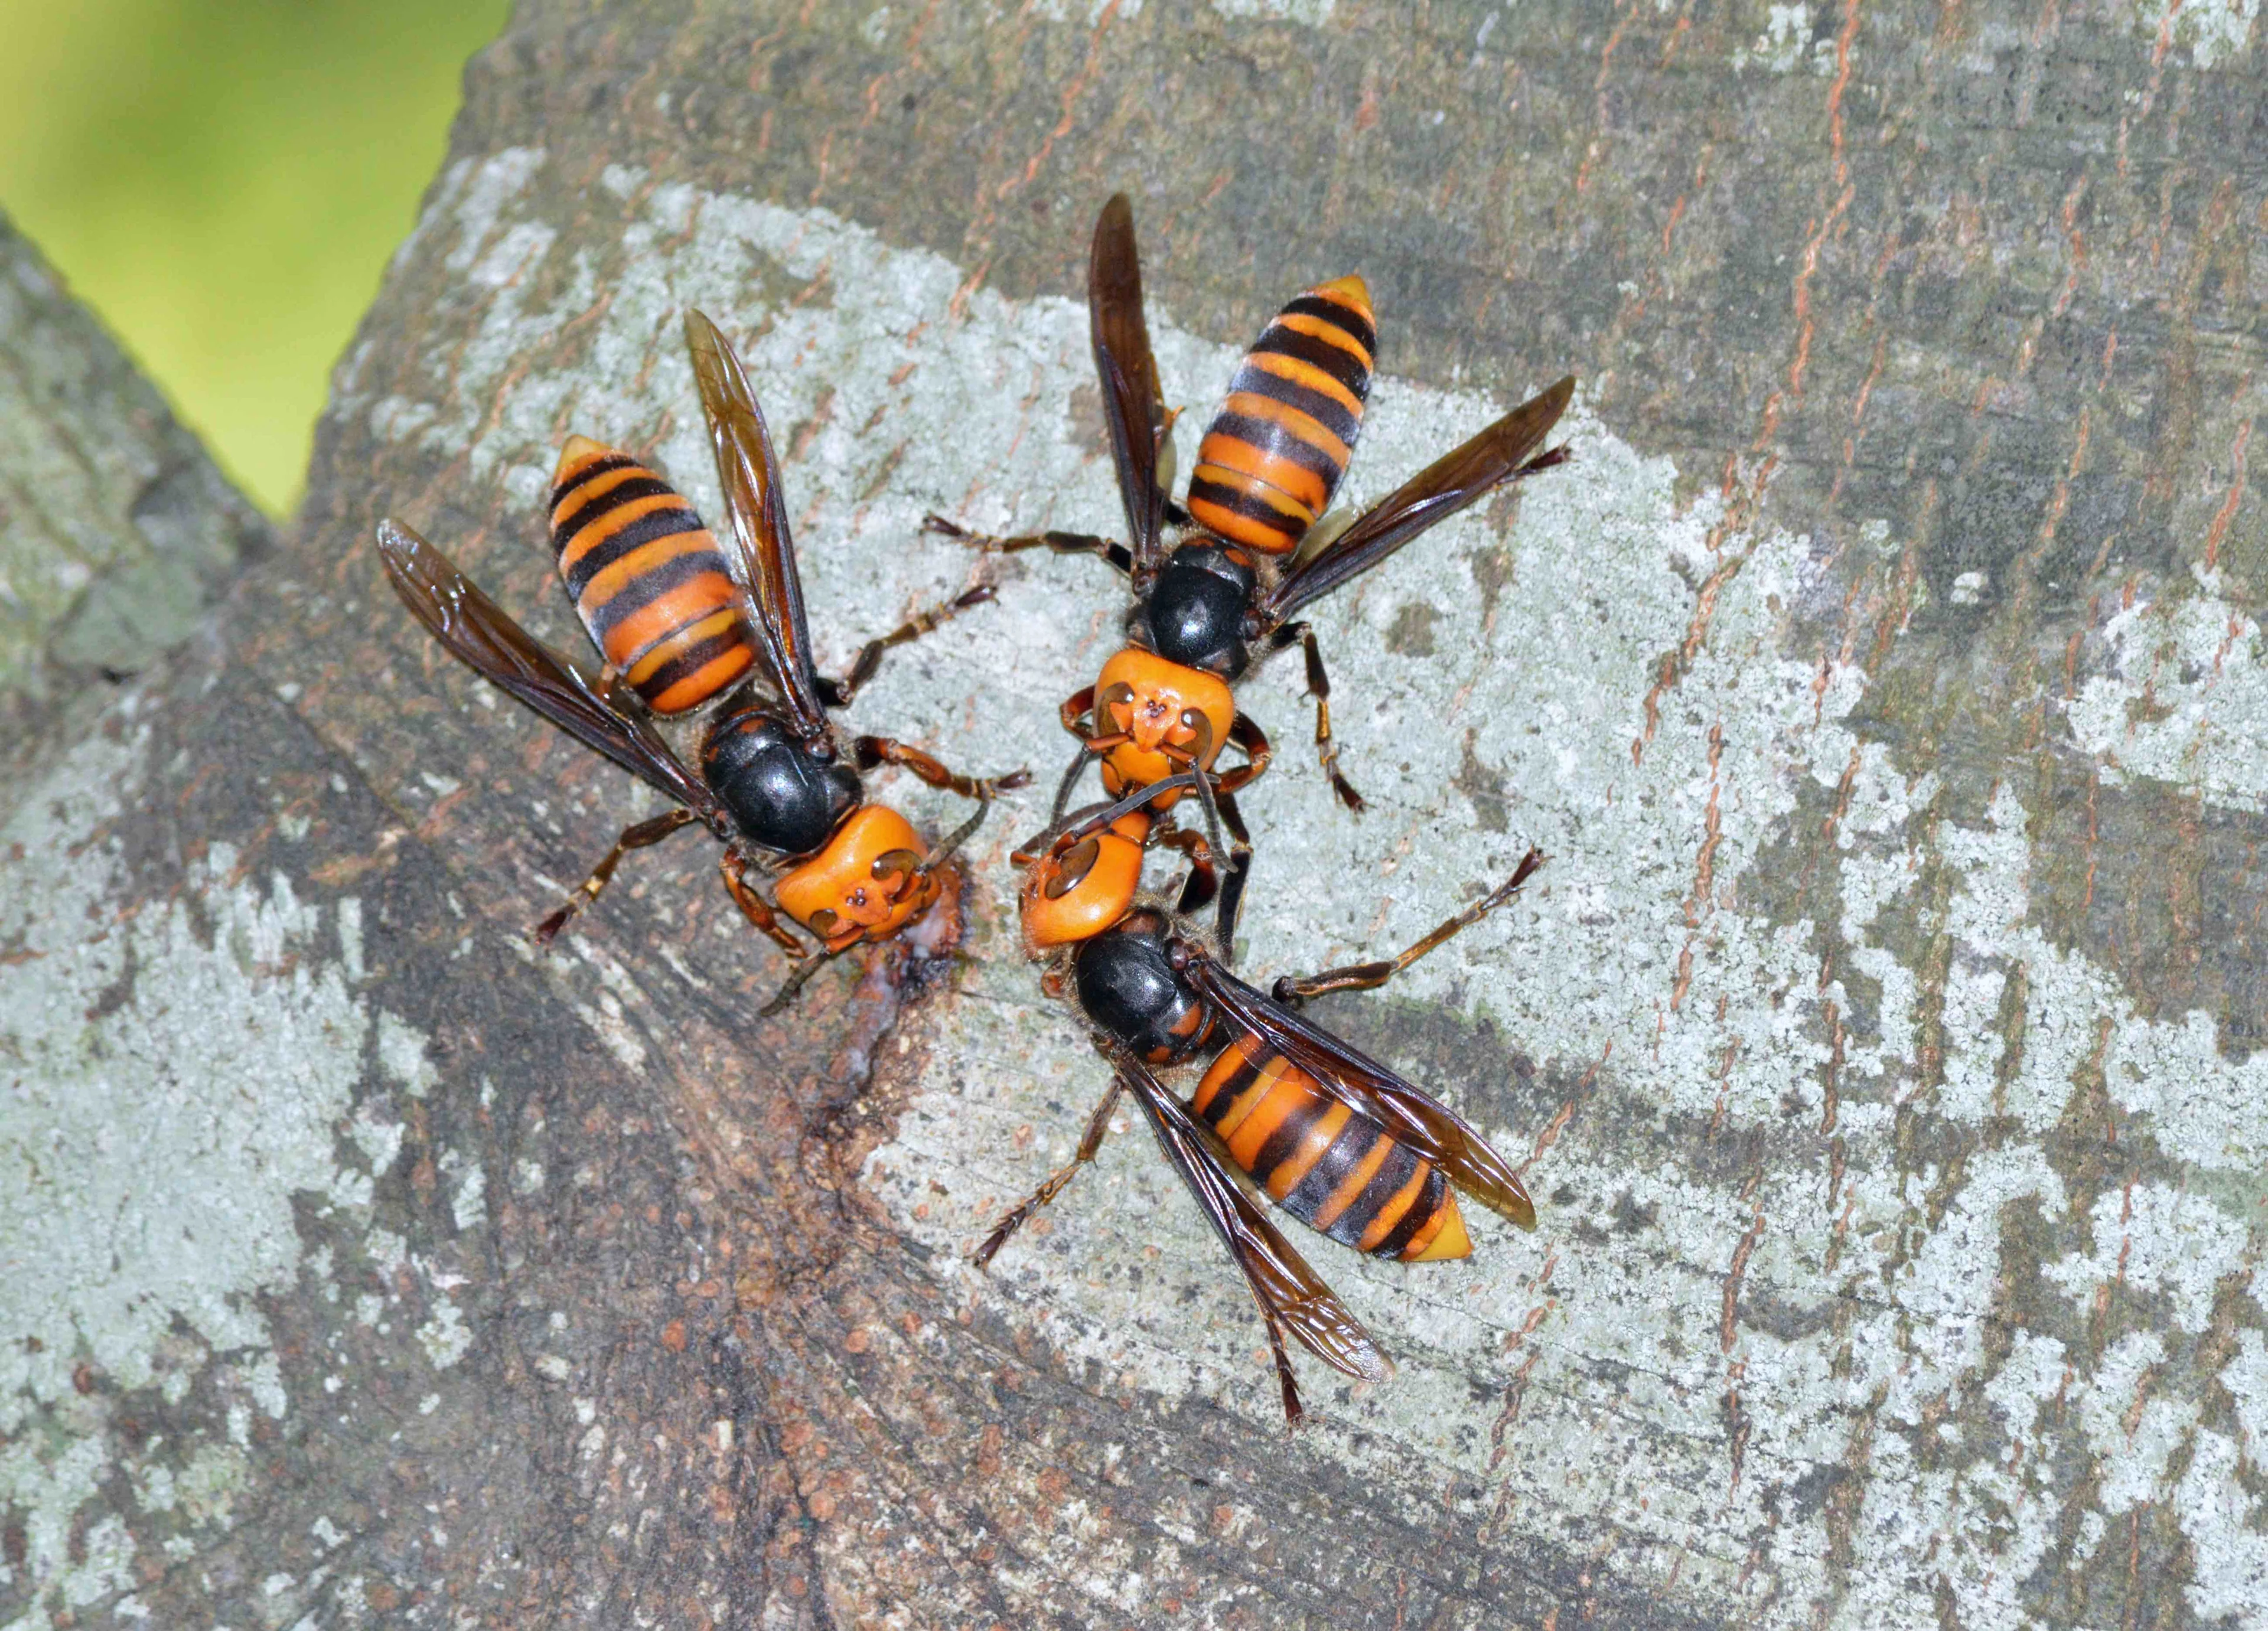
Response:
[1185,960,1537,1228]
[1113,1052,1389,1386]
[683,309,829,737]
[375,520,718,816]
[1089,194,1170,582]
[1262,374,1575,625]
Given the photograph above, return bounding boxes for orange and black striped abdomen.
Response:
[550,436,754,716]
[1189,1033,1469,1261]
[1186,276,1375,556]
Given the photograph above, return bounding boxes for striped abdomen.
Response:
[1186,276,1375,556]
[550,436,755,716]
[1189,1032,1469,1261]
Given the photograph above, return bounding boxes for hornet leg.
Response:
[922,787,994,874]
[1270,622,1364,813]
[719,846,810,957]
[816,583,999,707]
[1210,712,1272,798]
[1212,790,1253,963]
[533,808,700,944]
[1048,687,1115,822]
[760,945,848,1016]
[923,515,1134,577]
[1273,849,1545,1003]
[973,1078,1126,1268]
[1050,739,1106,825]
[1158,820,1220,915]
[855,736,1031,801]
[1153,710,1246,955]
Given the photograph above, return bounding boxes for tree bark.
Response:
[0,212,271,784]
[5,1,2267,1626]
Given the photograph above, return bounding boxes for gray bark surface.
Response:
[0,211,271,783]
[4,0,2267,1626]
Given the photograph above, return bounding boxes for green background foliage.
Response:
[0,0,510,516]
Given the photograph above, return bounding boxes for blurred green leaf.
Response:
[0,0,512,515]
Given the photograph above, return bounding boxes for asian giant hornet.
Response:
[928,193,1575,824]
[983,771,1544,1426]
[377,310,1027,1013]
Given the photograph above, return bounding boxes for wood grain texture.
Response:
[5,0,2266,1626]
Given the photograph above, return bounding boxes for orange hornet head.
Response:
[1019,811,1149,952]
[1092,649,1236,812]
[774,805,939,951]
